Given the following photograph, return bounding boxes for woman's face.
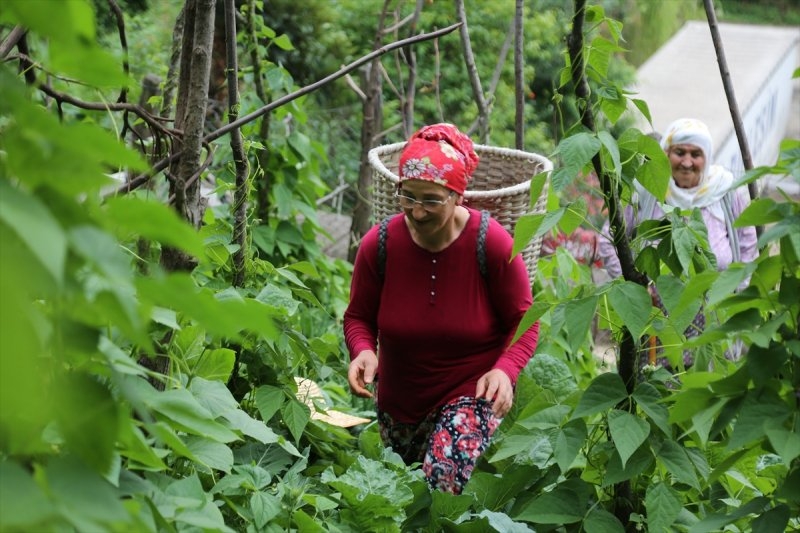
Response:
[398,180,458,235]
[667,143,706,189]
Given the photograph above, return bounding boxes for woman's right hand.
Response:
[348,350,378,398]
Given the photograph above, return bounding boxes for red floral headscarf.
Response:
[398,123,479,195]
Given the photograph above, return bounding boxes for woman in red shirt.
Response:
[343,123,539,494]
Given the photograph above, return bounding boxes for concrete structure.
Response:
[630,21,800,195]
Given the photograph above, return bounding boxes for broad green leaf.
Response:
[491,434,552,467]
[688,497,769,533]
[572,372,628,419]
[564,295,598,354]
[103,197,205,259]
[632,383,671,436]
[136,274,278,340]
[584,508,625,533]
[54,373,119,474]
[553,419,588,472]
[140,386,240,443]
[255,385,285,423]
[147,420,200,462]
[188,378,239,414]
[529,171,549,208]
[559,197,588,236]
[636,136,671,201]
[517,404,571,430]
[0,462,56,530]
[608,281,651,339]
[764,424,800,465]
[46,456,130,530]
[2,0,95,41]
[513,483,586,524]
[476,510,532,533]
[282,399,311,444]
[191,348,236,382]
[526,352,578,398]
[430,490,474,521]
[184,436,234,473]
[552,134,602,193]
[645,482,682,532]
[602,445,653,487]
[0,179,66,285]
[117,423,168,472]
[728,388,792,450]
[221,409,279,444]
[751,504,791,533]
[292,509,325,532]
[735,198,787,226]
[656,440,699,490]
[607,410,650,468]
[251,492,282,530]
[598,130,621,177]
[465,466,539,511]
[668,388,714,424]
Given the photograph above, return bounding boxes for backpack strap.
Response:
[476,209,490,279]
[720,190,741,263]
[378,210,491,280]
[377,215,394,279]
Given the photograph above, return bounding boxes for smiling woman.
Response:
[596,117,758,372]
[343,123,540,495]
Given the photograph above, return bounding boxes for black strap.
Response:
[378,210,490,280]
[477,209,490,279]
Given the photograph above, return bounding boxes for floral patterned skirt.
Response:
[377,396,501,495]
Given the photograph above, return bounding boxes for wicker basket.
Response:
[368,142,552,281]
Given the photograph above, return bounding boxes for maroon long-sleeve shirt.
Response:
[343,208,539,423]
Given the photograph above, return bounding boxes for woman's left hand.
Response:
[475,369,514,418]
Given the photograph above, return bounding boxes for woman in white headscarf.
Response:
[597,118,757,369]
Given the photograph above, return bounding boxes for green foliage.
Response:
[2,1,798,531]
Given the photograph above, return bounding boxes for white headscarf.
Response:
[660,118,732,219]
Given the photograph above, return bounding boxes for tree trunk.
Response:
[162,0,217,273]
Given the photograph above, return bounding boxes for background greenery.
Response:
[1,0,798,531]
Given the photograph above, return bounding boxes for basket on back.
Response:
[369,142,552,281]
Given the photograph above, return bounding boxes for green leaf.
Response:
[564,295,598,354]
[752,504,791,533]
[552,133,602,193]
[188,378,239,414]
[572,372,628,419]
[465,466,539,511]
[632,383,671,436]
[282,399,310,444]
[103,197,205,259]
[251,491,282,530]
[728,388,792,450]
[54,373,119,474]
[656,440,699,490]
[764,424,800,465]
[645,482,682,532]
[0,179,66,286]
[602,445,654,487]
[191,348,235,382]
[221,409,279,444]
[46,456,130,531]
[607,410,650,469]
[255,385,286,423]
[137,383,240,443]
[608,281,651,339]
[491,434,552,467]
[553,419,588,472]
[0,462,57,530]
[184,436,234,473]
[598,130,621,177]
[584,508,625,533]
[513,482,587,524]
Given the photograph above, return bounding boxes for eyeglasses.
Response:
[394,191,454,211]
